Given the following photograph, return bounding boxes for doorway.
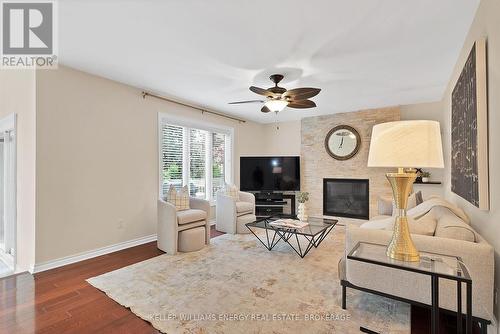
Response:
[0,114,16,275]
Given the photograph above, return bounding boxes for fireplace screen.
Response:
[323,178,369,219]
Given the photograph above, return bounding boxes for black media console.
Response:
[254,192,296,218]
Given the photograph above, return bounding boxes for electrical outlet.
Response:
[117,219,124,229]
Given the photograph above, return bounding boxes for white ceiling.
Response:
[59,0,479,123]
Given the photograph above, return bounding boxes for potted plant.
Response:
[421,171,431,183]
[297,192,309,221]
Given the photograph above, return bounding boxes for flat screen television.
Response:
[240,156,300,191]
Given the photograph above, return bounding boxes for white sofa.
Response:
[216,191,256,234]
[339,200,494,329]
[157,197,211,254]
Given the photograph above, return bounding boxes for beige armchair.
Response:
[157,197,211,254]
[216,191,256,234]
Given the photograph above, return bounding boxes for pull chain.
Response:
[275,111,280,130]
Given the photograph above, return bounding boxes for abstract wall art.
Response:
[451,38,489,210]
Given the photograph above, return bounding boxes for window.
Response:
[160,119,232,203]
[189,128,207,199]
[212,132,226,198]
[161,125,184,195]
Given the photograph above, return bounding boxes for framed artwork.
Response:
[451,38,489,210]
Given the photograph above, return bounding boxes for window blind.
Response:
[161,125,184,196]
[160,120,231,202]
[189,128,207,199]
[212,132,226,198]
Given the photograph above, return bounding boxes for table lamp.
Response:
[368,120,444,261]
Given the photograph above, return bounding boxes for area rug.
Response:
[87,226,410,333]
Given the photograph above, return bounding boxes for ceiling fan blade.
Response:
[250,86,278,98]
[261,106,271,113]
[282,88,321,100]
[228,100,264,104]
[287,100,317,109]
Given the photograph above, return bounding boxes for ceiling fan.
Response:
[228,74,321,114]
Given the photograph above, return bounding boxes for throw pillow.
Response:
[377,196,393,216]
[225,183,239,200]
[391,190,423,215]
[167,185,190,211]
[415,191,424,205]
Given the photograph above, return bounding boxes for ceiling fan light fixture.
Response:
[264,100,288,112]
[228,74,320,115]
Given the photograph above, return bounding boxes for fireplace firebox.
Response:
[323,178,369,220]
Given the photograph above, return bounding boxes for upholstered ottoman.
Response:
[236,214,256,234]
[178,226,206,252]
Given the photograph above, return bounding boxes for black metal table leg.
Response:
[431,275,439,334]
[466,281,472,334]
[457,280,462,334]
[246,219,336,258]
[247,226,283,251]
[480,320,488,334]
[342,285,346,309]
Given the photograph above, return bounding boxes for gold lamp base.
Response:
[386,169,420,262]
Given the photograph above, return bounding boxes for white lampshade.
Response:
[265,100,288,112]
[368,120,444,168]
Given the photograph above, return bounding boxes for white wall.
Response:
[34,66,266,263]
[440,0,500,325]
[0,70,36,272]
[261,121,301,156]
[400,101,445,198]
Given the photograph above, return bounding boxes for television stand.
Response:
[254,192,296,218]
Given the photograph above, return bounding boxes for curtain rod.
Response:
[141,91,246,123]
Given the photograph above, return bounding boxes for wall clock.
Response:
[324,125,361,160]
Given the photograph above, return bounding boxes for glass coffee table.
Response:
[245,215,337,258]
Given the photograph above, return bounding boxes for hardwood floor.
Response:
[0,226,479,333]
[1,241,164,334]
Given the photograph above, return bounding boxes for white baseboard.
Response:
[31,234,158,274]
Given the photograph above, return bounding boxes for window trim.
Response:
[158,113,234,205]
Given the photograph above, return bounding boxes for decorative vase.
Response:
[422,177,430,183]
[297,202,308,221]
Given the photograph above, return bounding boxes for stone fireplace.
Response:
[301,107,399,218]
[323,178,370,219]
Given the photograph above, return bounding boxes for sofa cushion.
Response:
[177,209,207,225]
[235,201,253,216]
[434,215,476,242]
[409,217,437,236]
